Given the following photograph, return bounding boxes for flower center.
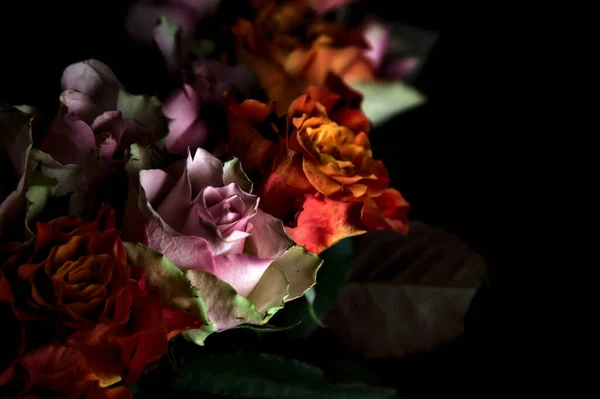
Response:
[207,195,245,225]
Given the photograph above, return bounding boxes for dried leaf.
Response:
[324,221,488,357]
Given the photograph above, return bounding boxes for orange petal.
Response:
[257,147,314,221]
[302,158,344,197]
[286,194,366,254]
[330,107,370,135]
[228,98,275,125]
[360,189,410,234]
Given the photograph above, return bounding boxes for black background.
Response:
[1,1,508,396]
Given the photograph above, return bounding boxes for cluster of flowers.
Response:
[0,0,409,397]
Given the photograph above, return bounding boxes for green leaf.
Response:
[269,236,354,337]
[350,80,426,127]
[24,149,88,235]
[117,89,168,141]
[123,242,217,342]
[223,157,253,193]
[173,353,397,398]
[184,267,279,342]
[324,221,489,357]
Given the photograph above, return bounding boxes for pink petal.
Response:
[41,114,95,166]
[163,85,206,157]
[97,135,118,159]
[145,218,216,272]
[59,90,101,125]
[244,209,294,259]
[211,254,274,297]
[362,21,391,70]
[154,165,192,232]
[60,59,119,111]
[382,56,421,80]
[186,148,224,195]
[126,4,198,45]
[91,111,125,144]
[40,113,102,185]
[140,169,178,205]
[164,118,210,158]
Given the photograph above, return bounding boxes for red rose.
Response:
[0,205,200,387]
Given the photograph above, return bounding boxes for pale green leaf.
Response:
[270,245,322,300]
[184,268,272,336]
[246,265,288,315]
[117,89,168,140]
[350,80,426,127]
[223,157,253,193]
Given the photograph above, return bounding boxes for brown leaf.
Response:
[324,221,488,358]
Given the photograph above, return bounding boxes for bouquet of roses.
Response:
[0,1,484,398]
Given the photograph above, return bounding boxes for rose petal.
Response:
[140,169,177,205]
[287,194,366,254]
[59,90,101,124]
[163,85,211,157]
[209,253,274,297]
[302,157,345,196]
[383,56,421,80]
[362,188,410,233]
[97,135,119,160]
[145,218,215,273]
[144,168,191,233]
[91,111,126,144]
[40,113,102,185]
[244,209,293,259]
[362,21,391,70]
[186,148,225,194]
[61,59,119,112]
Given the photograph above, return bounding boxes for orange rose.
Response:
[1,344,130,399]
[5,205,131,330]
[231,0,374,114]
[225,87,409,253]
[286,92,389,199]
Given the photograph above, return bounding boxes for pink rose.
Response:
[126,147,321,333]
[40,60,164,185]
